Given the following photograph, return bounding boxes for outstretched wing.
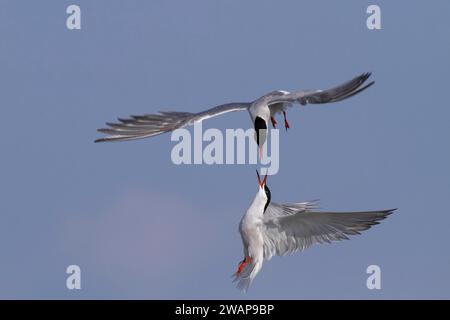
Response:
[263,201,319,219]
[95,102,250,143]
[266,73,374,111]
[262,204,395,260]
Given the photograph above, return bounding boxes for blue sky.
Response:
[0,0,449,299]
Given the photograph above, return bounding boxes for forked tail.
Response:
[232,258,262,292]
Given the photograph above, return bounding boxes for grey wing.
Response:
[95,102,251,143]
[266,72,374,109]
[262,204,395,260]
[263,201,319,219]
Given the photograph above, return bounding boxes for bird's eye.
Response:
[263,185,271,212]
[254,117,267,146]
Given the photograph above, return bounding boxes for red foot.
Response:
[270,117,277,128]
[283,111,290,130]
[236,257,252,275]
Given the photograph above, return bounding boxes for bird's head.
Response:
[256,170,271,212]
[254,116,267,159]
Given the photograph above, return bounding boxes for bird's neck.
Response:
[245,190,266,220]
[249,103,270,122]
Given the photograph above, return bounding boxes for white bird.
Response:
[233,171,395,292]
[95,73,374,155]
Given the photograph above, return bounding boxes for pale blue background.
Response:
[0,0,449,299]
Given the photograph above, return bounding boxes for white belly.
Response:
[239,216,264,257]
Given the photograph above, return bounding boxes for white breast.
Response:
[248,102,271,123]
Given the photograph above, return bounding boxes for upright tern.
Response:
[95,73,374,156]
[234,171,395,292]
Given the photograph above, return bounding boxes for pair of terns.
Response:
[96,72,395,291]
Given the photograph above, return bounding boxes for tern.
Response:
[95,73,374,156]
[234,171,395,292]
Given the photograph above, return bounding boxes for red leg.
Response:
[270,116,277,128]
[283,111,290,130]
[236,257,252,275]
